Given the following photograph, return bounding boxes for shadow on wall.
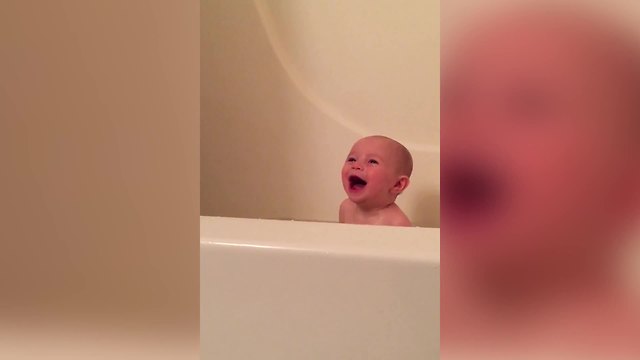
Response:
[413,191,440,228]
[201,0,296,220]
[201,0,358,222]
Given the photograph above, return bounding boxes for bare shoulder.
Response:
[388,204,413,227]
[339,198,355,223]
[392,215,413,227]
[340,198,355,212]
[394,216,413,227]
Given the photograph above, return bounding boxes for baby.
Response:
[441,8,640,358]
[339,135,413,227]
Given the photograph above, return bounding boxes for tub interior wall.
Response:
[201,0,440,227]
[200,216,440,359]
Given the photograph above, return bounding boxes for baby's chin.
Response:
[346,192,371,205]
[347,192,394,209]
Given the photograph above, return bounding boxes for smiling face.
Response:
[441,13,640,268]
[341,136,411,209]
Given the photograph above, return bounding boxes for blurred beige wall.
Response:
[0,1,199,356]
[201,0,440,227]
[443,0,640,33]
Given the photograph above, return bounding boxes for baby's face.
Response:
[442,17,640,266]
[341,137,402,208]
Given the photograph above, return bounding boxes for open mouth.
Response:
[441,160,504,218]
[348,175,368,191]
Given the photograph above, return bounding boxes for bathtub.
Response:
[200,216,440,360]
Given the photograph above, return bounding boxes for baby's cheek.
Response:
[366,171,389,192]
[340,165,350,177]
[511,152,573,208]
[510,142,612,237]
[363,172,380,187]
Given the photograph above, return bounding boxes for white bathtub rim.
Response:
[200,216,440,264]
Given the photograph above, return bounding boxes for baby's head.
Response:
[442,9,640,270]
[341,135,413,209]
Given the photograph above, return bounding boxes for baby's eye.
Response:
[368,159,379,165]
[346,157,356,163]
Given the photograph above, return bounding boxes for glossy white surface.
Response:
[201,216,440,360]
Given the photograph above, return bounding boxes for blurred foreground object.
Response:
[441,1,640,358]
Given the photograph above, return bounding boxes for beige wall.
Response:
[443,0,640,33]
[201,0,440,227]
[1,1,199,357]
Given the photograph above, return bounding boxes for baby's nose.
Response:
[352,163,363,170]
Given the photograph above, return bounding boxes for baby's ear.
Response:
[391,175,410,195]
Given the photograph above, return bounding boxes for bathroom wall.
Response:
[1,1,199,357]
[201,0,440,227]
[443,0,640,33]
